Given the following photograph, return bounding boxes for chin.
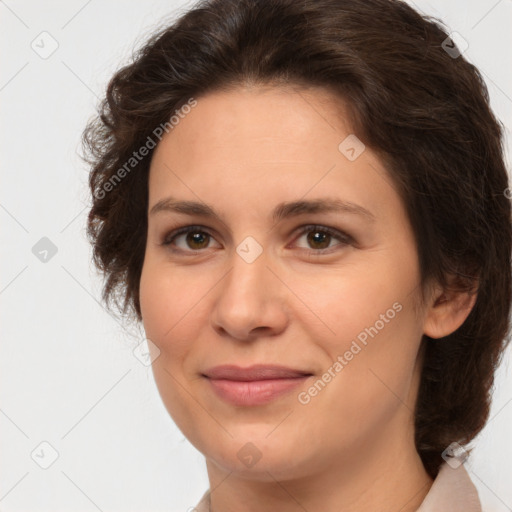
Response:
[203,435,318,482]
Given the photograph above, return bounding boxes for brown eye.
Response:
[306,230,331,249]
[184,231,210,250]
[293,225,353,253]
[161,226,219,253]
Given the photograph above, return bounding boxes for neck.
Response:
[204,418,433,512]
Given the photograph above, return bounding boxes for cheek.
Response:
[296,302,422,459]
[139,261,208,436]
[297,260,411,352]
[309,283,422,422]
[139,261,199,361]
[139,264,170,341]
[301,249,422,400]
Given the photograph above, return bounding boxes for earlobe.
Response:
[423,281,478,339]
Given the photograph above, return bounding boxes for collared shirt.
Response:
[191,463,482,511]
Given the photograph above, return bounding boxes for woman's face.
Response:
[140,85,429,480]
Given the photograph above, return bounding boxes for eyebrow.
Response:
[150,196,376,224]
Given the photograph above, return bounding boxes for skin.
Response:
[139,84,477,512]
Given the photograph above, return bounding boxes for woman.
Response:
[81,0,511,510]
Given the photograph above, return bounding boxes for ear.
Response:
[423,277,478,339]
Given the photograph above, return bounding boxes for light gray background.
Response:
[1,1,511,511]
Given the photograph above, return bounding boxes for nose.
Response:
[210,247,289,341]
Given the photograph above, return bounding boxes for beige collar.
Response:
[416,462,481,511]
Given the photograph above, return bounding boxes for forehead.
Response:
[147,85,397,225]
[153,84,351,162]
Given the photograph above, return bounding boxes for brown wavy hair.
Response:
[81,0,512,479]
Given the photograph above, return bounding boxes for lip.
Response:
[202,364,313,406]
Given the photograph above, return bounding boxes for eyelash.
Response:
[160,224,353,256]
